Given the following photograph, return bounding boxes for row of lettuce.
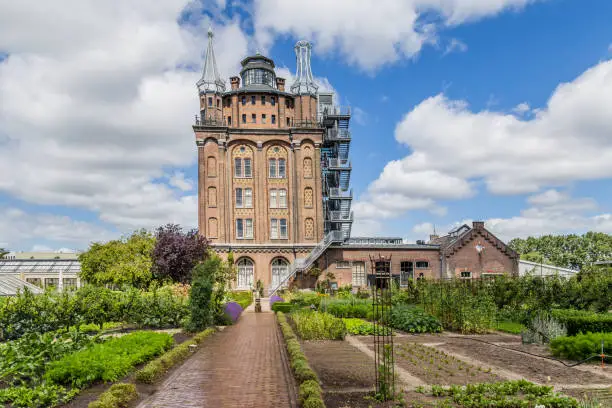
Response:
[0,254,253,407]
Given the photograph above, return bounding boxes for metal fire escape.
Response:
[268,41,353,296]
[319,93,353,240]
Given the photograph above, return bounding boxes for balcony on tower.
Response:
[194,114,227,129]
[328,211,354,222]
[326,158,351,171]
[325,128,351,142]
[328,188,353,200]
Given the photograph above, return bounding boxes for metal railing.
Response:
[291,119,323,128]
[194,115,227,127]
[329,211,353,222]
[268,230,345,296]
[327,158,351,169]
[328,188,353,199]
[326,128,351,141]
[322,106,351,116]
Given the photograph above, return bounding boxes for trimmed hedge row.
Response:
[135,328,216,383]
[550,332,612,361]
[277,312,325,408]
[551,309,612,336]
[272,302,295,313]
[88,383,138,408]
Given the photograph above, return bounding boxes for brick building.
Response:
[193,31,518,294]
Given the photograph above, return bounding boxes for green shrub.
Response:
[290,292,323,308]
[186,259,216,331]
[323,298,370,318]
[495,321,524,334]
[303,395,326,408]
[229,291,253,310]
[291,310,346,340]
[550,332,612,360]
[135,328,215,383]
[342,318,391,335]
[389,305,442,333]
[551,309,612,336]
[272,302,295,313]
[88,383,138,408]
[299,379,322,404]
[46,331,173,388]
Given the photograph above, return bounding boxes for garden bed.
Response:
[301,340,376,390]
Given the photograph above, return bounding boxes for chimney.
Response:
[473,221,485,230]
[276,77,285,92]
[230,76,240,90]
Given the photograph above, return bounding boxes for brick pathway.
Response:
[138,307,294,408]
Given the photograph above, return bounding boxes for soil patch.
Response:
[302,340,376,390]
[393,341,502,385]
[437,338,611,385]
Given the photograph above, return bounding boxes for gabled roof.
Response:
[440,224,518,259]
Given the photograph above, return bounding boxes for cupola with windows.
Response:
[240,53,277,89]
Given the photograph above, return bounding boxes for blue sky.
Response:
[1,0,612,251]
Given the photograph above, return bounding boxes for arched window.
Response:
[208,218,218,238]
[304,218,314,239]
[303,157,313,178]
[271,258,289,289]
[304,187,313,208]
[236,258,254,290]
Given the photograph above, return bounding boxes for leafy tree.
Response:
[152,224,208,283]
[186,257,217,331]
[0,248,9,259]
[509,232,612,270]
[79,229,155,288]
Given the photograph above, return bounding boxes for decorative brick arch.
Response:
[207,186,217,207]
[271,256,290,289]
[236,257,254,290]
[207,156,216,177]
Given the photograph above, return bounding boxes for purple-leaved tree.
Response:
[152,224,209,283]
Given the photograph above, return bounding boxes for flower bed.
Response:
[223,301,243,323]
[269,295,284,308]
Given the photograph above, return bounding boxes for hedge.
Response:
[230,291,253,310]
[272,302,294,313]
[551,309,612,336]
[135,328,216,383]
[277,312,325,407]
[88,383,138,408]
[550,332,612,361]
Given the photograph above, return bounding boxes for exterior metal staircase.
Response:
[268,230,344,296]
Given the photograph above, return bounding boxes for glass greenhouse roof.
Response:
[0,259,81,275]
[0,275,44,296]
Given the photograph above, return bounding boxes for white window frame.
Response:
[269,189,277,208]
[236,188,243,208]
[234,158,242,178]
[352,262,366,287]
[336,261,351,269]
[244,188,253,208]
[278,158,286,178]
[262,114,266,124]
[270,218,278,239]
[269,158,277,178]
[244,158,252,177]
[279,189,287,208]
[236,218,244,238]
[460,271,472,279]
[280,218,288,239]
[244,219,253,239]
[415,261,429,269]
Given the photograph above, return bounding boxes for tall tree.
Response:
[152,224,209,283]
[509,232,612,270]
[0,248,8,259]
[79,229,155,287]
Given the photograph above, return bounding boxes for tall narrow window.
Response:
[251,113,256,123]
[278,158,286,178]
[227,116,232,126]
[271,96,276,106]
[286,117,291,126]
[216,99,220,108]
[251,95,256,105]
[270,218,278,239]
[208,97,213,107]
[271,115,276,124]
[242,114,246,124]
[262,114,267,124]
[261,95,266,105]
[279,189,287,208]
[244,188,253,208]
[269,158,277,178]
[352,262,366,286]
[241,96,246,105]
[235,188,243,208]
[280,219,288,239]
[269,189,277,208]
[236,258,254,289]
[234,158,242,177]
[271,258,288,289]
[244,158,252,177]
[236,219,244,238]
[245,219,253,238]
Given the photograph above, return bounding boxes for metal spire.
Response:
[290,40,318,95]
[196,27,226,94]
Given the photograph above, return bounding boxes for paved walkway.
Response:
[138,303,294,408]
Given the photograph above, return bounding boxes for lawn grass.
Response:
[495,321,524,334]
